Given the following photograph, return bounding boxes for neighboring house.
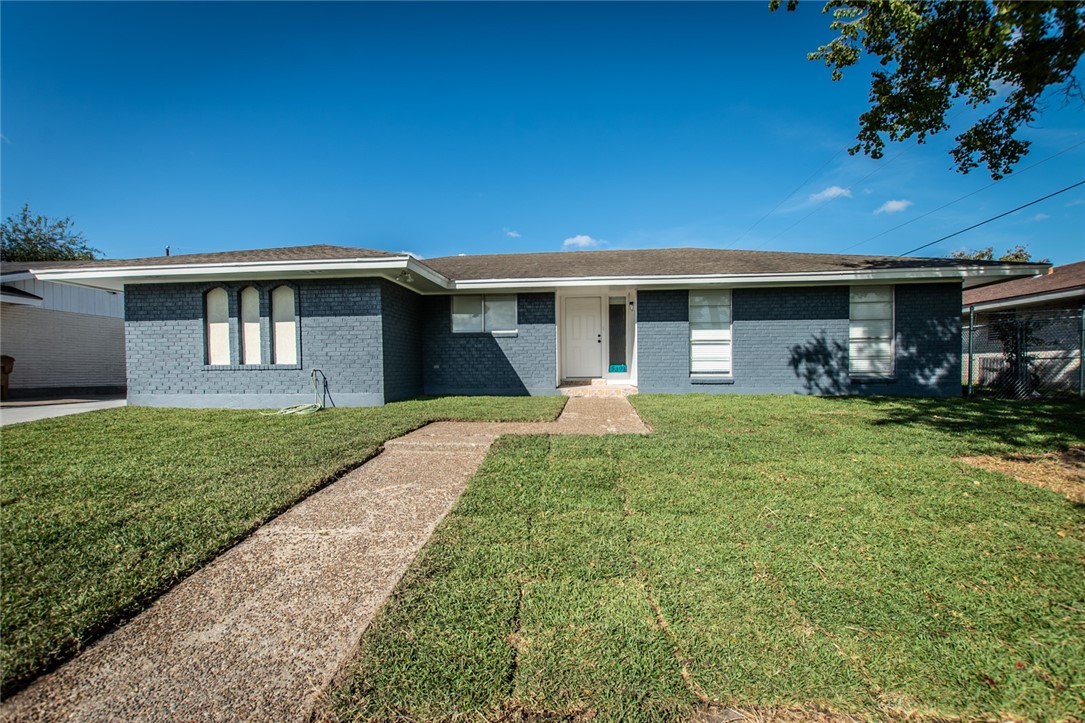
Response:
[961,260,1085,392]
[0,262,126,398]
[30,245,1043,408]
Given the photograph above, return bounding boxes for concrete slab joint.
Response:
[1,397,649,722]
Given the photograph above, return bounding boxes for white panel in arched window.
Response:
[205,288,230,365]
[240,287,262,365]
[271,286,297,365]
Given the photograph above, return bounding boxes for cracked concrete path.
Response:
[2,397,648,722]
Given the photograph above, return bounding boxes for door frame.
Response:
[555,287,637,385]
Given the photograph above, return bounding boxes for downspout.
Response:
[1079,303,1084,399]
[967,305,975,397]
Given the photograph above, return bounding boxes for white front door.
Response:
[563,297,602,378]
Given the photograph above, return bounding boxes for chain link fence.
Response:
[962,307,1084,399]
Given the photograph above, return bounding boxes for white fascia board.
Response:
[405,257,453,288]
[32,256,442,291]
[965,287,1085,313]
[449,264,1045,291]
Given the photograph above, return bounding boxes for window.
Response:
[451,295,517,333]
[271,285,297,364]
[240,286,262,364]
[205,288,230,365]
[608,296,627,373]
[849,286,893,376]
[689,291,731,375]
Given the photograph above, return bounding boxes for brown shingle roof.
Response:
[2,245,400,272]
[422,247,1021,281]
[962,260,1085,306]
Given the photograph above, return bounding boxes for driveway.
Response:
[0,397,127,427]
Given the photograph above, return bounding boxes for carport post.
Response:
[967,305,975,397]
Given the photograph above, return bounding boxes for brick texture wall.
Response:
[0,304,126,395]
[380,280,424,402]
[637,283,961,397]
[422,293,558,395]
[125,279,388,407]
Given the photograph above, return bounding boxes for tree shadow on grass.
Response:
[840,396,1085,455]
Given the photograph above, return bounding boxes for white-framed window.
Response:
[849,286,894,376]
[689,290,732,376]
[205,287,231,365]
[271,285,298,364]
[451,294,517,333]
[240,286,262,365]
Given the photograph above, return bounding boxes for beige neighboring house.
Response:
[0,261,126,398]
[962,260,1085,392]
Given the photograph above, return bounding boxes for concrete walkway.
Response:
[2,397,648,722]
[0,397,127,427]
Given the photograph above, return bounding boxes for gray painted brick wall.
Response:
[422,293,558,396]
[125,279,387,407]
[380,280,424,402]
[637,283,960,397]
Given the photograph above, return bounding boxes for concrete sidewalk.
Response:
[1,397,648,722]
[0,397,126,427]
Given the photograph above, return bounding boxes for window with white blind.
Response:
[240,286,262,365]
[205,288,230,365]
[689,291,732,376]
[451,295,517,333]
[271,285,298,365]
[849,286,894,376]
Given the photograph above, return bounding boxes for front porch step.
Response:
[558,382,637,398]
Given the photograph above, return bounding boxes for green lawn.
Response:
[0,396,567,691]
[331,395,1085,722]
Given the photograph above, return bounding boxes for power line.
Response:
[840,138,1085,253]
[897,180,1085,257]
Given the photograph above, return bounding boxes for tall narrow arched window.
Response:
[240,286,262,365]
[271,285,297,364]
[205,288,230,365]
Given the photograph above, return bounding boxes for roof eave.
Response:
[448,264,1048,291]
[31,256,452,292]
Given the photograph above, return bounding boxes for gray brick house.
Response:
[32,245,1045,407]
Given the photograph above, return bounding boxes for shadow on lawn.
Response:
[845,396,1085,454]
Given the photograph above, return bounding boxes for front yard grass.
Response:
[331,395,1085,722]
[0,395,566,691]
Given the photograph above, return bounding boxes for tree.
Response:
[0,204,100,262]
[951,244,1049,263]
[771,1,1085,179]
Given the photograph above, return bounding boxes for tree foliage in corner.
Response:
[951,244,1049,263]
[0,204,101,262]
[771,1,1085,179]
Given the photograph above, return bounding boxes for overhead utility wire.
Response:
[897,179,1085,257]
[724,148,846,249]
[840,138,1085,253]
[739,107,975,252]
[747,146,911,250]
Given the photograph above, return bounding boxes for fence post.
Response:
[967,305,975,396]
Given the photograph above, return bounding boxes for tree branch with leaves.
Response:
[1,205,101,262]
[772,0,1085,179]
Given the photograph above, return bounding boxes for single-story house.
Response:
[30,245,1044,408]
[961,259,1084,392]
[0,261,126,398]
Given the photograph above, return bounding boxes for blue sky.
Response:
[2,1,1083,264]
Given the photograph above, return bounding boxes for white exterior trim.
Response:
[30,256,1045,294]
[451,264,1046,291]
[964,287,1085,313]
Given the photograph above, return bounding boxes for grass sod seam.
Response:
[0,396,567,692]
[326,395,1085,721]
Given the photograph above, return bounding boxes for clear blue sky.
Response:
[2,1,1083,264]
